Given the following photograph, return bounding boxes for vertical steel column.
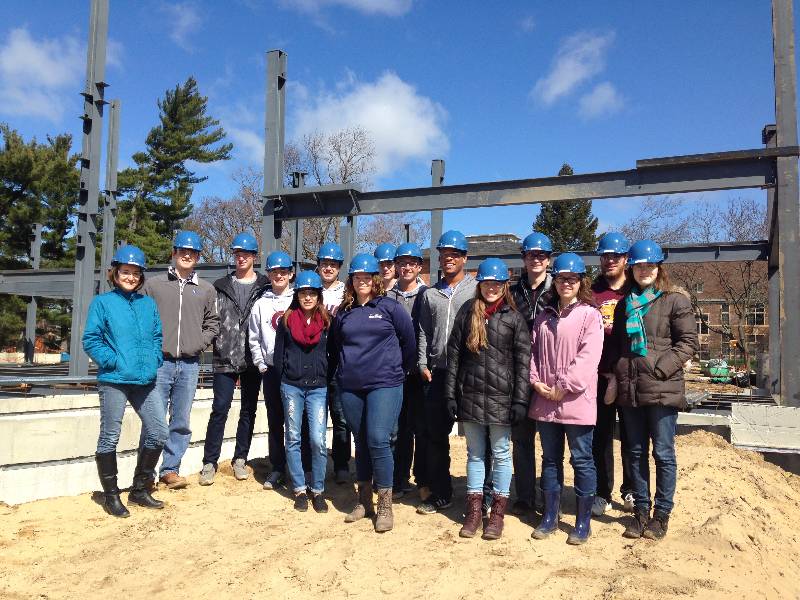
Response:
[341,216,357,271]
[262,50,287,271]
[772,0,800,406]
[23,224,43,365]
[763,125,781,395]
[100,99,120,293]
[291,171,306,270]
[69,0,108,376]
[429,159,445,285]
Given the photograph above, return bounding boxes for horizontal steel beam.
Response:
[270,148,778,220]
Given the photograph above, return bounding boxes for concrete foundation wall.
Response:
[0,352,62,364]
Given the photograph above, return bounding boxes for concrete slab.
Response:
[730,404,800,452]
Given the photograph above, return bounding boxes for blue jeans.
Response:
[537,421,597,498]
[462,422,512,496]
[149,358,200,476]
[97,382,167,454]
[620,405,678,514]
[340,385,403,490]
[281,383,328,494]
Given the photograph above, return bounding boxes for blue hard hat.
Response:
[348,253,380,275]
[628,240,664,264]
[521,232,553,254]
[295,270,323,290]
[395,242,423,260]
[317,241,344,263]
[596,232,630,255]
[173,230,202,252]
[266,251,293,270]
[231,232,258,253]
[374,243,397,262]
[475,258,510,282]
[112,244,147,269]
[552,252,586,275]
[436,230,468,252]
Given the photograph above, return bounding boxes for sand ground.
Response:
[1,431,799,600]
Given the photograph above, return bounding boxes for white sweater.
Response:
[248,287,293,371]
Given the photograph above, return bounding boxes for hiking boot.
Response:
[375,488,394,532]
[198,463,216,486]
[567,495,594,545]
[416,495,452,515]
[591,496,611,517]
[232,458,249,481]
[335,469,350,485]
[623,509,650,539]
[459,493,483,538]
[642,510,669,540]
[159,472,188,490]
[128,447,165,509]
[345,481,375,523]
[622,492,635,513]
[95,452,130,518]
[263,471,283,490]
[311,493,329,513]
[294,492,309,512]
[532,490,561,540]
[482,494,509,540]
[511,499,531,516]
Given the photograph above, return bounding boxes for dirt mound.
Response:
[0,431,798,599]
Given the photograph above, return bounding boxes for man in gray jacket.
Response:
[142,231,219,489]
[416,230,477,514]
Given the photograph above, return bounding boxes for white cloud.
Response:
[292,71,449,178]
[520,16,535,33]
[578,81,624,119]
[0,28,83,122]
[283,0,413,17]
[160,2,204,51]
[532,30,615,105]
[106,39,124,69]
[227,126,264,165]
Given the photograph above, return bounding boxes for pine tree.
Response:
[117,77,232,262]
[532,163,599,252]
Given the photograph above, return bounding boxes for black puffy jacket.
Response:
[443,300,531,425]
[212,274,270,373]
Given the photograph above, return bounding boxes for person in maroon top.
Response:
[590,232,634,516]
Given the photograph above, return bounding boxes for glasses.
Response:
[117,270,142,280]
[600,253,626,261]
[555,276,580,285]
[524,252,550,261]
[396,261,421,270]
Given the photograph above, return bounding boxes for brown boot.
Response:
[482,494,508,540]
[459,493,483,538]
[344,481,375,523]
[375,488,394,532]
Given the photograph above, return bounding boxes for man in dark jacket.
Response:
[198,233,270,485]
[142,231,219,490]
[508,232,553,515]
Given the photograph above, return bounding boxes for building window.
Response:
[698,341,710,360]
[696,312,709,335]
[691,282,704,294]
[721,303,730,327]
[746,303,765,326]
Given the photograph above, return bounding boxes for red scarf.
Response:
[287,309,325,349]
[484,298,505,319]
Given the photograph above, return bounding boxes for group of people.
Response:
[83,225,698,543]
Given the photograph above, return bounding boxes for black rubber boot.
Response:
[128,447,165,509]
[95,452,130,518]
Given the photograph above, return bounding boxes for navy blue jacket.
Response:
[330,296,416,392]
[273,319,329,389]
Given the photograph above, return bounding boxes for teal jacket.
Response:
[82,288,164,385]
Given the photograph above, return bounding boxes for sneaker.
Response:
[294,492,309,512]
[198,463,216,486]
[591,496,612,517]
[232,458,249,481]
[263,471,283,490]
[335,470,350,485]
[623,493,635,513]
[642,511,669,540]
[311,493,329,513]
[416,495,452,515]
[511,500,531,516]
[159,472,188,490]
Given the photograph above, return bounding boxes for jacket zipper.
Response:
[176,278,186,356]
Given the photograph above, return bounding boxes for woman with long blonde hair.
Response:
[443,258,531,540]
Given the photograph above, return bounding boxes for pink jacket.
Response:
[528,302,604,426]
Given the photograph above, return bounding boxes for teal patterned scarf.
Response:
[625,286,662,356]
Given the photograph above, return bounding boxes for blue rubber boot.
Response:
[567,494,594,545]
[531,489,561,539]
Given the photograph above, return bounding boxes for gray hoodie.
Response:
[417,274,477,371]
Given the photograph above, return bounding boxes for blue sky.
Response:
[0,0,788,243]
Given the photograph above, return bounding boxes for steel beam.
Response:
[773,0,800,406]
[763,125,781,395]
[23,224,42,364]
[291,171,305,270]
[429,160,444,285]
[99,98,119,293]
[269,149,778,221]
[341,216,357,271]
[262,49,286,268]
[69,0,108,376]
